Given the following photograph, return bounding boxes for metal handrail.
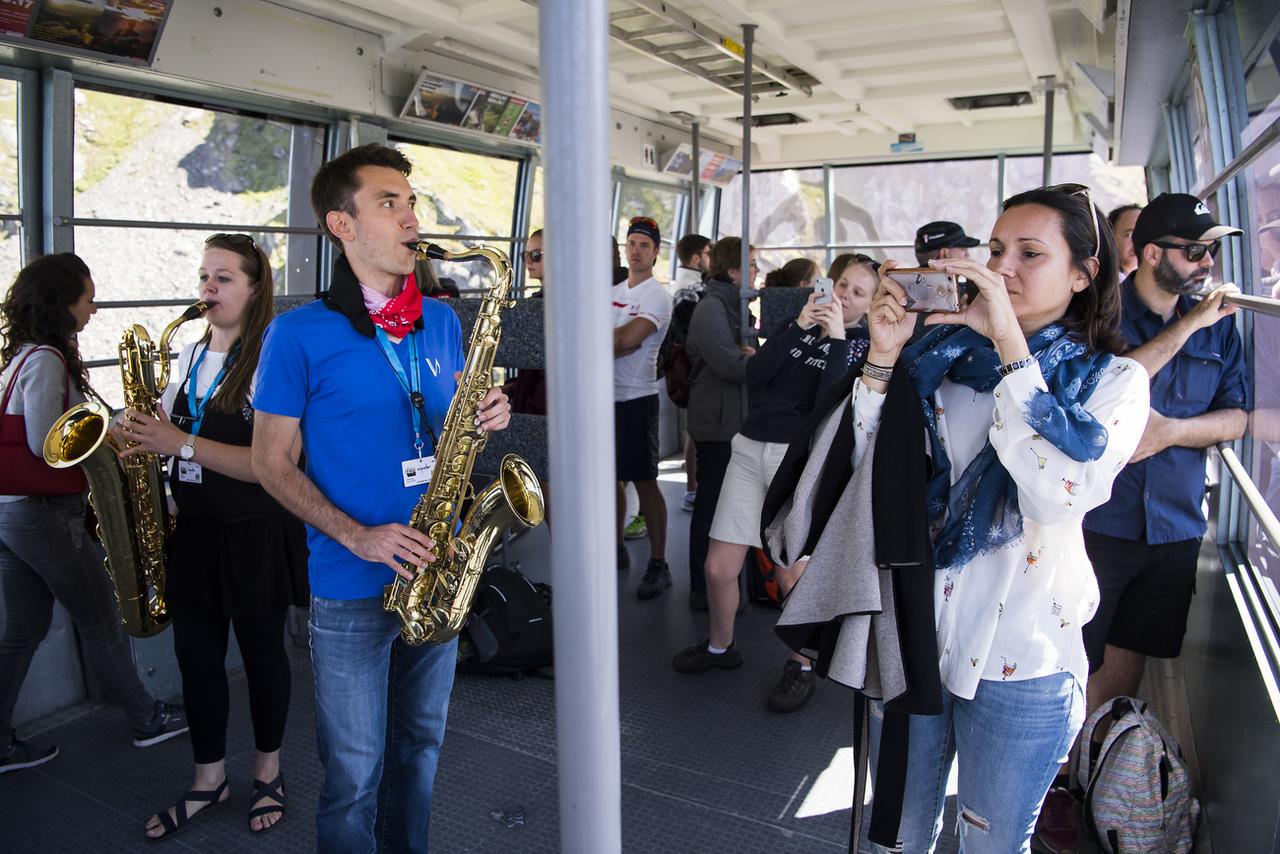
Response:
[1225,292,1280,319]
[1193,114,1280,199]
[1218,444,1280,552]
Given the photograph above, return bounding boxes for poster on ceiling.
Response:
[401,68,542,147]
[14,0,173,66]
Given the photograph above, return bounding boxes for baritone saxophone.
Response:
[42,302,209,637]
[383,243,545,646]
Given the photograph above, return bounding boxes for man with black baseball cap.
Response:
[913,220,981,265]
[1080,191,1248,737]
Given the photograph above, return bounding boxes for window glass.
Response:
[393,141,519,238]
[718,168,825,248]
[74,227,288,309]
[830,159,997,259]
[1003,153,1149,245]
[1244,82,1280,602]
[73,89,292,226]
[756,248,826,284]
[616,180,682,281]
[0,77,20,286]
[529,165,544,234]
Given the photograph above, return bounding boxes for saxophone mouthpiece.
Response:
[183,301,210,320]
[414,242,450,261]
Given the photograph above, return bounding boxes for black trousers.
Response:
[688,440,733,595]
[172,609,291,765]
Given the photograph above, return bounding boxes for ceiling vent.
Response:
[734,112,809,127]
[948,91,1033,110]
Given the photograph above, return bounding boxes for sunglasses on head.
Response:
[851,253,881,271]
[206,233,258,250]
[1151,239,1220,263]
[629,216,659,229]
[522,249,544,263]
[1044,183,1100,259]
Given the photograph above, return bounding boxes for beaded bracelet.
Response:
[997,355,1035,377]
[861,362,893,383]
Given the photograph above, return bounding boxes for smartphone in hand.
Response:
[887,267,961,313]
[813,276,834,305]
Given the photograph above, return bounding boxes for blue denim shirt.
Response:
[1083,277,1249,544]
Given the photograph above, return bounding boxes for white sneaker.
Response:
[682,491,696,512]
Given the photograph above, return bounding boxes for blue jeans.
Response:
[309,594,457,854]
[869,673,1085,853]
[0,495,155,736]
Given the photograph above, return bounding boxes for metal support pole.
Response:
[538,2,622,852]
[690,120,701,234]
[739,24,755,346]
[995,153,1006,214]
[1040,75,1056,186]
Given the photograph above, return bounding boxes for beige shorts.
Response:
[709,434,789,548]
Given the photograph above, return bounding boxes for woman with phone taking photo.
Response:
[779,186,1151,852]
[672,253,876,714]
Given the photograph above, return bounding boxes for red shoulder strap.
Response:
[1,345,72,413]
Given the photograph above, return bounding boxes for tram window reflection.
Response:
[392,140,520,239]
[0,77,20,287]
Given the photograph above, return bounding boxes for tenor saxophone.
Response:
[43,302,209,637]
[383,243,545,646]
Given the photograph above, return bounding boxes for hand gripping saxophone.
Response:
[42,302,209,637]
[383,243,545,646]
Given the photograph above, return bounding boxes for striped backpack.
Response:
[1074,696,1199,854]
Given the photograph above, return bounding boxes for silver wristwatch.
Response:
[178,435,197,461]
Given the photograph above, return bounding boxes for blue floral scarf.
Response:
[898,323,1113,571]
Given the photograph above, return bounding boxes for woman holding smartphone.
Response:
[119,235,307,840]
[847,187,1149,852]
[672,254,876,713]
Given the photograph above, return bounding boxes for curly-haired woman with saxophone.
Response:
[0,253,187,775]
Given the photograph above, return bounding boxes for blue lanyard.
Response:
[374,327,429,457]
[186,345,232,437]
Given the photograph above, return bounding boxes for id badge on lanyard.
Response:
[180,345,232,486]
[374,328,437,488]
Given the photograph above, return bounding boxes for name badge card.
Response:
[177,461,203,484]
[402,455,436,488]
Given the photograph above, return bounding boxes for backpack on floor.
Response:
[458,563,553,678]
[1074,695,1198,854]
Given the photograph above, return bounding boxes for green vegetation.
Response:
[398,143,519,236]
[74,89,185,194]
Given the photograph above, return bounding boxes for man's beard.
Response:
[1153,252,1208,296]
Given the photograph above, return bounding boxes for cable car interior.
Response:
[0,0,1278,851]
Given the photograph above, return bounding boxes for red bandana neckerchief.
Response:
[364,273,422,337]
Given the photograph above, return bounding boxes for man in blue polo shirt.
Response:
[250,144,510,852]
[1082,192,1248,708]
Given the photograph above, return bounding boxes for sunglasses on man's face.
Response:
[1151,240,1220,263]
[523,249,544,263]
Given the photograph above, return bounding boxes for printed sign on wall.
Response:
[401,69,543,147]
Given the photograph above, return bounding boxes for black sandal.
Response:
[248,772,286,833]
[145,779,229,843]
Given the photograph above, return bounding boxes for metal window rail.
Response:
[1192,114,1280,199]
[1224,292,1280,319]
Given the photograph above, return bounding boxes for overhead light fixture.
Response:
[948,91,1033,110]
[734,112,808,127]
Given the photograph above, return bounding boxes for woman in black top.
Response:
[672,254,878,713]
[119,235,307,840]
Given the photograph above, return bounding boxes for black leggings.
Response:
[172,610,291,765]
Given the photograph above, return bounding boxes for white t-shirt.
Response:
[162,342,256,422]
[612,275,672,402]
[852,357,1150,699]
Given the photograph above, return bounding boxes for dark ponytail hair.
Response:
[201,234,274,413]
[763,258,818,289]
[0,253,93,393]
[1001,187,1125,356]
